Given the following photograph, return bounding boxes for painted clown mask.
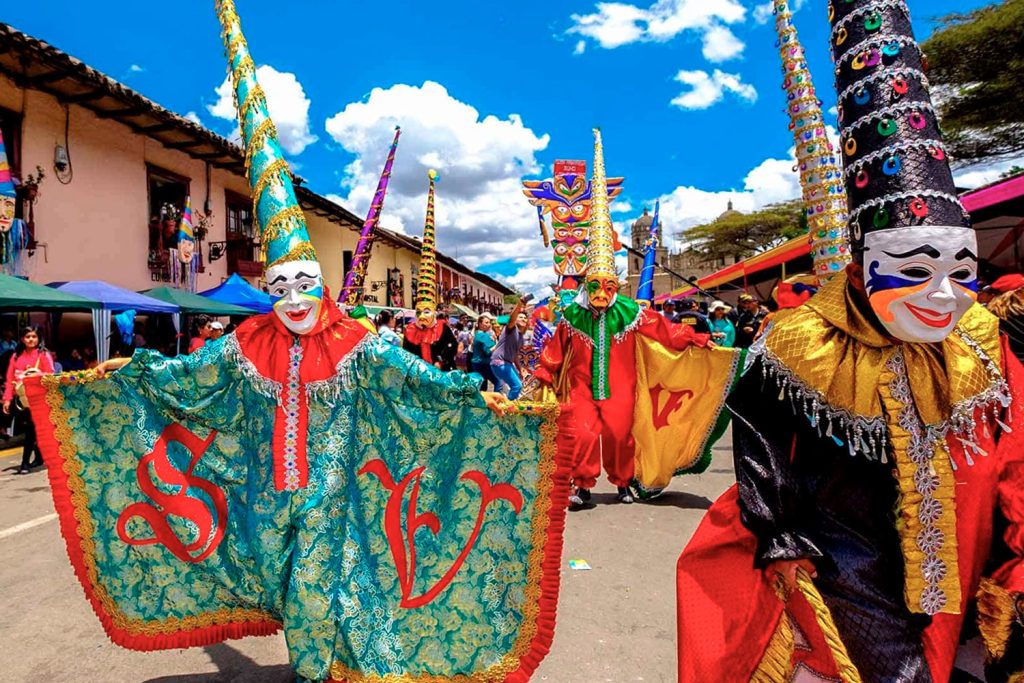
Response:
[553,225,589,277]
[178,238,195,264]
[0,195,14,233]
[586,275,619,311]
[415,305,437,329]
[862,226,978,344]
[266,261,324,336]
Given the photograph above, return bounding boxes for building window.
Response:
[0,108,24,222]
[225,191,260,277]
[146,165,190,281]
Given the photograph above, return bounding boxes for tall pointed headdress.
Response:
[774,0,850,284]
[586,128,617,280]
[415,170,440,310]
[341,126,401,306]
[215,0,317,270]
[829,0,971,254]
[635,201,660,306]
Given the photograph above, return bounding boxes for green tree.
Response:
[680,201,806,261]
[923,0,1024,162]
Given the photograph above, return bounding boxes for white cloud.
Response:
[702,25,745,62]
[953,153,1024,189]
[568,0,747,61]
[611,200,634,213]
[573,40,587,55]
[670,69,757,110]
[754,0,805,24]
[209,65,318,155]
[129,64,144,73]
[496,264,560,299]
[324,81,551,273]
[183,111,203,126]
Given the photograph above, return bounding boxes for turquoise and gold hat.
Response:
[215,0,317,270]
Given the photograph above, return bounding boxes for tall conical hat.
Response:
[215,0,317,270]
[415,170,440,310]
[829,0,971,254]
[586,128,617,280]
[635,201,660,306]
[774,0,850,284]
[341,126,402,306]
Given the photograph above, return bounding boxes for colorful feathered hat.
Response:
[586,128,617,281]
[635,201,660,306]
[341,126,401,307]
[774,0,850,284]
[215,0,317,270]
[829,0,971,254]
[415,170,440,311]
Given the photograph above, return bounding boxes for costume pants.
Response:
[571,396,634,489]
[491,362,523,400]
[16,405,41,469]
[470,360,500,392]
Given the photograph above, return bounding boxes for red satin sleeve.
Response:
[533,323,568,386]
[995,337,1024,592]
[636,308,710,351]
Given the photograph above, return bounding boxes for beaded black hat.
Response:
[828,0,972,255]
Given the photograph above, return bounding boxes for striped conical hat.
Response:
[586,128,617,280]
[774,0,850,284]
[215,0,317,270]
[415,170,440,310]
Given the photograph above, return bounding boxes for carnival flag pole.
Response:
[341,126,402,307]
[635,200,660,307]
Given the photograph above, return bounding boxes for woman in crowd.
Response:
[2,326,55,474]
[374,310,402,346]
[188,316,212,353]
[471,313,500,391]
[708,301,736,348]
[490,299,529,400]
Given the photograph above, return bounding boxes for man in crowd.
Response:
[661,299,678,322]
[674,298,710,335]
[734,293,765,348]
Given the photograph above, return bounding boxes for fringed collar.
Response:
[758,271,1009,461]
[560,297,641,347]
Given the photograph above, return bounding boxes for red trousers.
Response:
[571,394,635,489]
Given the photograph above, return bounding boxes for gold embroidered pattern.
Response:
[329,404,562,683]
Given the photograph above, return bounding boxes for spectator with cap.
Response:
[661,299,678,322]
[734,293,766,348]
[209,321,225,342]
[675,298,710,334]
[987,273,1024,365]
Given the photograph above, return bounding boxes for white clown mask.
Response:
[266,261,324,336]
[862,226,978,344]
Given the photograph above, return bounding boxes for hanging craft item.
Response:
[170,196,200,291]
[773,0,850,285]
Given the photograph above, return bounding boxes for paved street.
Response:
[0,436,736,683]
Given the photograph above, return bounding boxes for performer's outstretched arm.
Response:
[636,308,710,350]
[729,359,823,571]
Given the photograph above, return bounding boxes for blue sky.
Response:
[4,0,1012,294]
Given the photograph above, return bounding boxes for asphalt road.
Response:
[0,437,737,683]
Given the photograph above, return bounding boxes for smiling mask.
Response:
[267,261,324,335]
[863,227,977,343]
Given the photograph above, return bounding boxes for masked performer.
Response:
[676,2,1024,681]
[23,3,571,682]
[403,170,458,371]
[535,129,736,507]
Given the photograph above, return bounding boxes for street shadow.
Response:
[642,491,713,510]
[144,643,292,683]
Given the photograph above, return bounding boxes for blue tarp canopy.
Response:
[50,280,180,313]
[48,280,180,363]
[199,273,272,314]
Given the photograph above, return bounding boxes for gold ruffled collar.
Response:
[760,271,1009,461]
